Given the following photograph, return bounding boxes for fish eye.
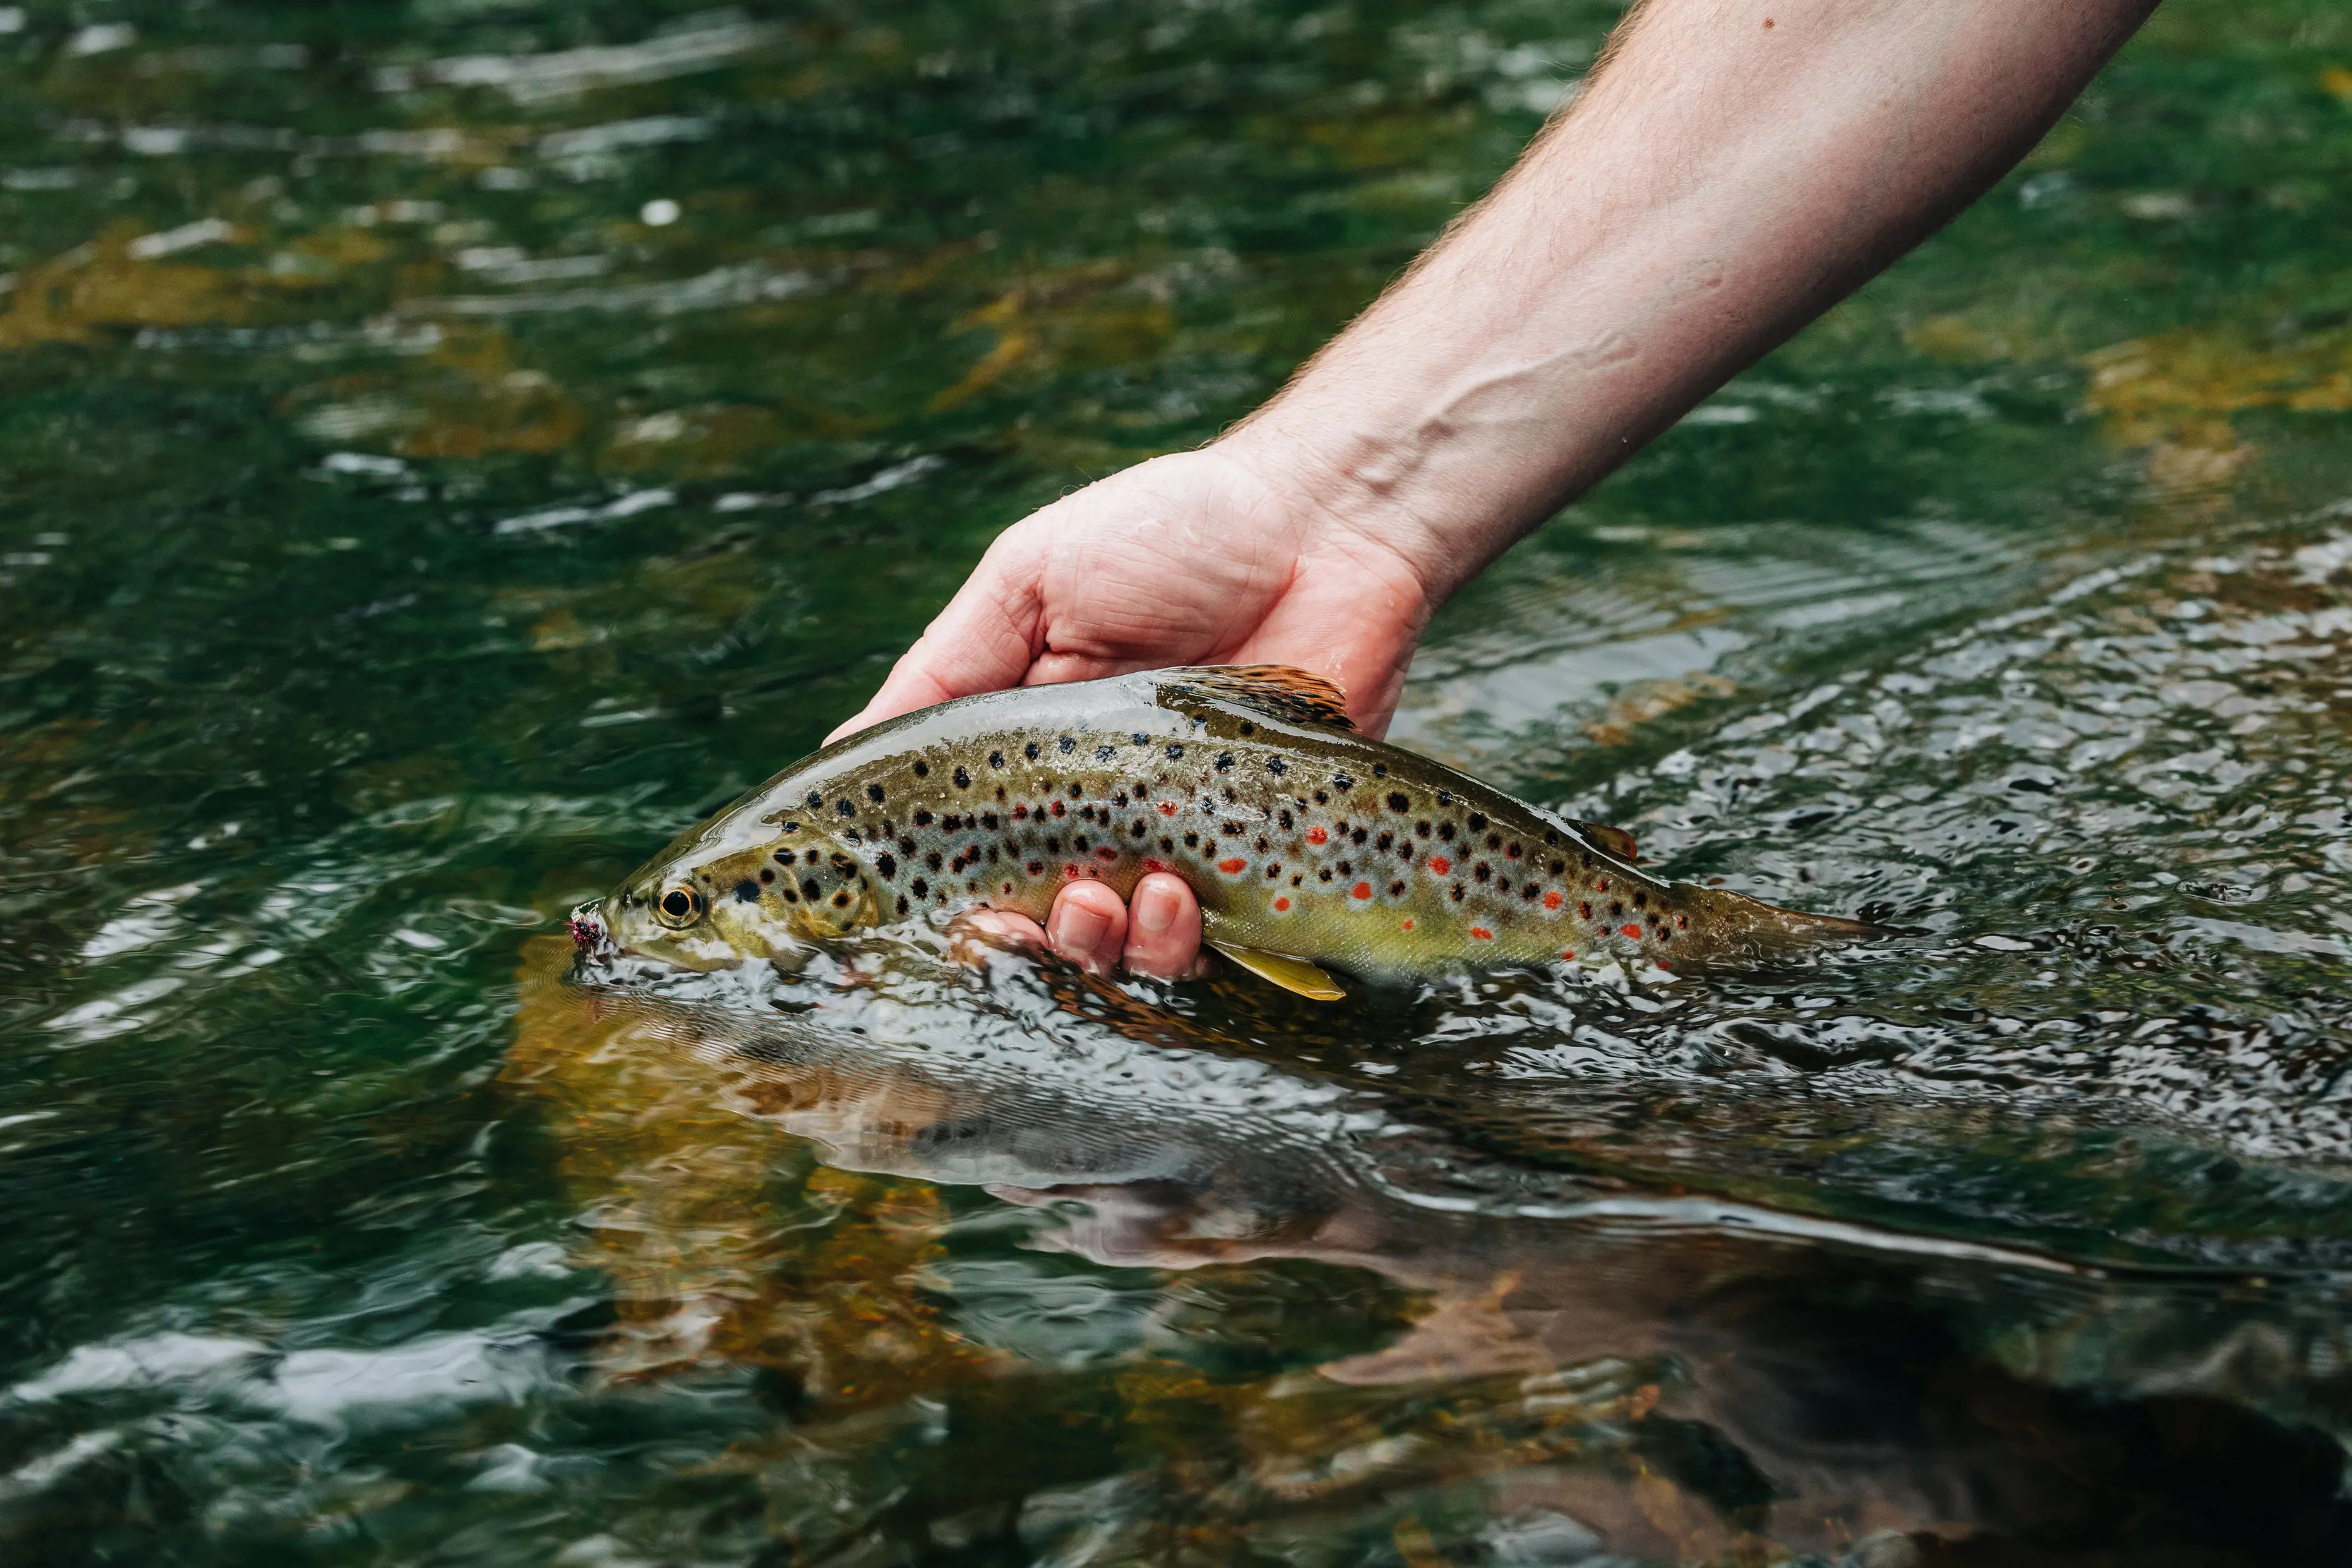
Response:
[652,884,705,930]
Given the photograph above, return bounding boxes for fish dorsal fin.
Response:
[1568,820,1639,863]
[1207,940,1347,1002]
[1162,665,1355,731]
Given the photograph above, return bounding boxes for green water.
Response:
[5,1,2352,1561]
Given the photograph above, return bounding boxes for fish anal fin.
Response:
[1207,941,1347,1001]
[1162,665,1355,731]
[1570,820,1640,863]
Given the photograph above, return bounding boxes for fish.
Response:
[573,665,1882,998]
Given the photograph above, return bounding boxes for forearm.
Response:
[1227,0,2159,604]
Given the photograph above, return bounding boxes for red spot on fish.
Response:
[1307,826,1328,845]
[1470,926,1493,940]
[1062,863,1082,879]
[1218,858,1246,874]
[1401,918,1414,930]
[1560,949,1575,961]
[1351,881,1371,899]
[1543,891,1562,909]
[1428,856,1451,875]
[1051,801,1066,816]
[1596,877,1609,892]
[1158,801,1177,815]
[1620,923,1642,939]
[1655,958,1672,969]
[1013,803,1028,818]
[1274,896,1291,911]
[1095,846,1119,862]
[1143,858,1166,873]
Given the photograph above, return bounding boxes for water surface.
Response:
[4,1,2352,1562]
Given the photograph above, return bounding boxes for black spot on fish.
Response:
[734,880,760,903]
[1132,820,1147,838]
[1337,860,1352,875]
[1331,771,1354,789]
[877,853,897,878]
[832,890,851,908]
[1215,753,1234,772]
[837,799,856,816]
[1313,790,1329,805]
[1058,736,1076,753]
[896,895,908,915]
[1506,842,1522,859]
[801,877,822,900]
[1133,732,1149,745]
[1238,722,1255,736]
[1551,860,1566,875]
[981,812,999,830]
[1318,868,1333,882]
[1094,745,1115,762]
[953,766,971,789]
[912,878,929,898]
[1580,901,1594,920]
[989,751,1004,768]
[1025,741,1041,760]
[1166,743,1184,759]
[1027,860,1043,875]
[1373,763,1387,777]
[1487,834,1503,850]
[1610,902,1624,918]
[1543,830,1559,846]
[1375,832,1393,851]
[1474,863,1491,882]
[1183,831,1200,847]
[1267,758,1287,775]
[1351,828,1368,846]
[1414,820,1432,837]
[830,853,856,875]
[1290,874,1302,887]
[782,887,799,903]
[914,810,933,827]
[1632,891,1647,908]
[1467,812,1488,832]
[806,791,824,808]
[1438,822,1456,842]
[1266,863,1282,878]
[926,851,943,872]
[1044,836,1061,852]
[1278,808,1294,830]
[1069,783,1085,798]
[1522,883,1539,899]
[1451,885,1465,902]
[899,836,917,856]
[759,868,775,885]
[1159,836,1174,852]
[774,849,792,864]
[912,760,929,778]
[866,784,885,803]
[1389,880,1406,897]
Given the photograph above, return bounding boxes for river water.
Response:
[4,2,2351,1563]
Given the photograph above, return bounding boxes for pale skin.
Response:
[828,0,2163,981]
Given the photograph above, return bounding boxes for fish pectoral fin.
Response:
[1160,665,1355,731]
[1207,941,1347,1001]
[1569,820,1640,862]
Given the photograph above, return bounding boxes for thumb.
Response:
[825,543,1044,741]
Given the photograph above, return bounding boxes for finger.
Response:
[1121,871,1206,980]
[1045,879,1129,976]
[825,537,1045,741]
[946,907,1046,968]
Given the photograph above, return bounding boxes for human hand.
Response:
[832,440,1434,983]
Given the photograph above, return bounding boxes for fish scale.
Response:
[583,666,1878,993]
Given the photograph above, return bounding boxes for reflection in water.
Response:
[508,942,2352,1565]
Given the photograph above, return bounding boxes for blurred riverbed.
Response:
[4,2,2352,1563]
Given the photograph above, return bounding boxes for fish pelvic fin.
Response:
[1161,665,1355,731]
[1207,941,1348,1001]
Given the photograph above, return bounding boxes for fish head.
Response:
[580,809,880,970]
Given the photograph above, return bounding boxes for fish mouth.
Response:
[568,904,617,959]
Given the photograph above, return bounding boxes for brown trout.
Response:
[575,666,1880,997]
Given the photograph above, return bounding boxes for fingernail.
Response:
[1133,880,1178,935]
[1051,902,1110,955]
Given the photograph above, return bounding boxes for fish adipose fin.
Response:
[1568,820,1639,862]
[1162,665,1355,731]
[1207,941,1348,1001]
